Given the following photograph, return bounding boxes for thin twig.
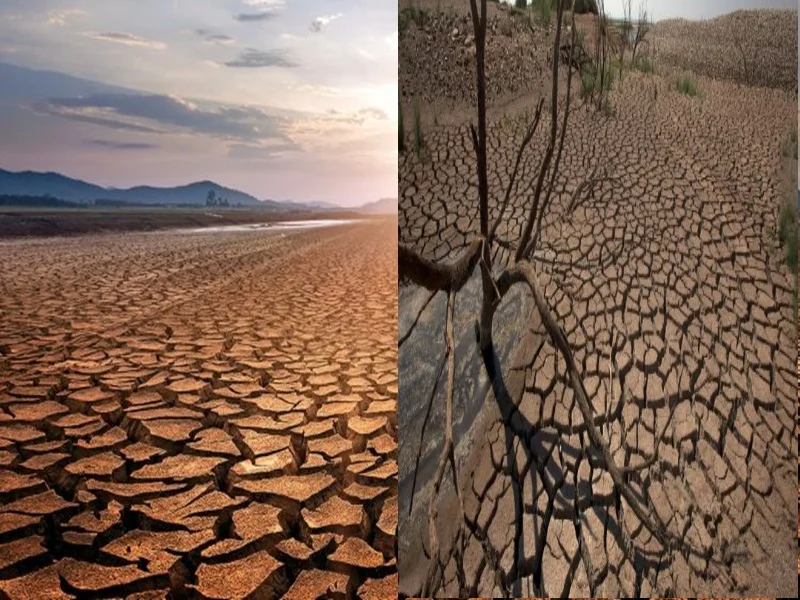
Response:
[526,15,578,257]
[489,98,545,242]
[515,0,567,261]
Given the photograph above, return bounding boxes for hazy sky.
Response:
[0,0,397,206]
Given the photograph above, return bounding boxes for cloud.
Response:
[31,93,292,144]
[30,102,164,134]
[46,9,85,27]
[357,107,388,121]
[223,48,296,68]
[196,29,234,44]
[86,32,166,50]
[310,13,343,33]
[228,141,300,160]
[289,84,343,98]
[85,139,158,150]
[235,11,279,22]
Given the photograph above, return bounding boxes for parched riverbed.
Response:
[0,219,398,598]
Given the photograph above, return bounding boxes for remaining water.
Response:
[175,219,359,234]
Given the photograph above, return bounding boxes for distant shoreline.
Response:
[0,207,394,239]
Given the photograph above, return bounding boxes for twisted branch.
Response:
[399,239,482,292]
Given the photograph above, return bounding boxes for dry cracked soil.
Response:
[398,3,797,598]
[0,219,398,599]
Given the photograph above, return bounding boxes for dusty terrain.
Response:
[0,220,398,598]
[652,10,798,91]
[398,2,797,597]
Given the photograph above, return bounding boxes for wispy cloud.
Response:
[357,107,388,121]
[30,102,164,134]
[310,13,343,33]
[235,11,280,22]
[235,0,284,22]
[31,92,292,143]
[289,84,343,97]
[196,29,234,44]
[85,139,158,150]
[223,48,296,68]
[46,9,85,27]
[86,32,166,50]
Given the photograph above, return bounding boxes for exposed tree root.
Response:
[399,239,483,292]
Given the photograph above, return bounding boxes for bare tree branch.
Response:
[631,1,650,63]
[525,18,578,258]
[515,0,567,262]
[469,0,489,239]
[489,98,545,242]
[562,166,621,218]
[399,240,483,292]
[496,261,674,547]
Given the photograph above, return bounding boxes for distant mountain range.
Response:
[358,197,397,214]
[0,168,381,212]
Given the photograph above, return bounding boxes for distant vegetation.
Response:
[632,56,653,73]
[676,75,699,96]
[783,130,798,160]
[205,190,231,208]
[400,3,427,34]
[580,63,615,99]
[0,193,243,210]
[0,194,85,208]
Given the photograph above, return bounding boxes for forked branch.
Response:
[489,98,545,242]
[525,18,578,258]
[515,0,567,261]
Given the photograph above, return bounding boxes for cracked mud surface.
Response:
[398,5,797,598]
[0,220,398,599]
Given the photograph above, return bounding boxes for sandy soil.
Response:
[0,219,398,598]
[398,3,797,598]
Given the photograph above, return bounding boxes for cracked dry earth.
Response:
[0,220,398,599]
[398,20,797,600]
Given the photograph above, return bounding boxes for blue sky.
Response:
[0,0,397,206]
